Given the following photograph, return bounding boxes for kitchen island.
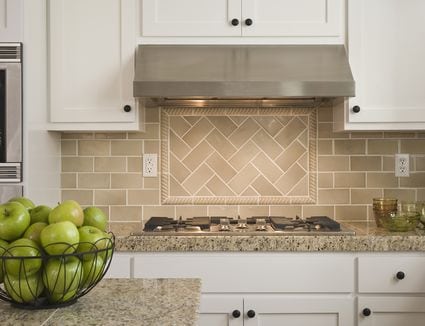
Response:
[0,279,201,326]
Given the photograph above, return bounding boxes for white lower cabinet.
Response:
[104,253,132,278]
[199,295,243,326]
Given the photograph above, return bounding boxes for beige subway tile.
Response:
[400,173,425,187]
[318,123,349,139]
[175,206,208,219]
[128,190,159,205]
[94,157,126,172]
[61,173,76,188]
[207,176,236,196]
[302,205,334,218]
[334,140,365,155]
[367,140,398,155]
[318,156,349,171]
[78,173,110,189]
[144,177,159,189]
[275,141,306,172]
[367,172,398,188]
[252,175,281,196]
[109,222,140,235]
[111,140,143,156]
[334,172,365,188]
[228,163,259,195]
[128,157,142,172]
[253,152,283,182]
[145,107,160,123]
[253,116,282,137]
[318,173,333,188]
[384,132,416,139]
[239,206,269,219]
[335,206,368,221]
[170,130,191,159]
[318,140,333,155]
[287,175,308,196]
[318,189,349,204]
[95,190,126,205]
[417,189,425,201]
[229,118,259,148]
[62,157,93,172]
[182,165,214,194]
[144,140,160,154]
[275,164,306,194]
[111,173,143,189]
[61,132,94,139]
[384,189,416,202]
[318,106,333,122]
[350,132,383,139]
[383,156,395,171]
[415,157,425,171]
[95,133,127,139]
[182,142,214,171]
[143,206,175,220]
[401,140,425,154]
[170,116,191,136]
[170,176,190,196]
[275,117,306,148]
[206,130,237,160]
[208,206,238,217]
[62,190,93,205]
[78,140,110,156]
[182,118,214,148]
[253,129,283,159]
[270,205,302,217]
[110,206,142,222]
[206,153,237,182]
[61,140,77,156]
[229,141,259,171]
[351,189,383,204]
[128,124,159,139]
[351,156,381,171]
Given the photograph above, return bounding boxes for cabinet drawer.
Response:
[358,257,425,293]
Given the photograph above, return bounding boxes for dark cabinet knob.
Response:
[232,310,241,318]
[352,105,361,113]
[123,105,132,113]
[245,18,253,26]
[247,310,256,318]
[362,308,371,317]
[231,18,239,26]
[396,271,405,280]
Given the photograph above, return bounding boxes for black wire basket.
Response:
[0,232,114,309]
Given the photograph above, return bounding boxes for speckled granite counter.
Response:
[110,222,425,252]
[0,279,201,326]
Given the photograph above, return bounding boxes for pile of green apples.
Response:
[0,197,112,305]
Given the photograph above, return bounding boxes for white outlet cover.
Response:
[143,154,158,177]
[395,154,409,177]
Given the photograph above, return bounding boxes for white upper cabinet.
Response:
[0,0,22,41]
[141,0,343,42]
[48,0,140,131]
[334,0,425,131]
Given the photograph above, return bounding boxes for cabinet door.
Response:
[199,295,243,326]
[142,0,241,36]
[49,0,136,124]
[0,0,22,41]
[241,0,342,37]
[358,297,425,326]
[244,295,354,326]
[104,253,132,278]
[339,0,425,130]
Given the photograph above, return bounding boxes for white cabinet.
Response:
[0,0,22,41]
[48,0,140,131]
[334,0,425,131]
[105,253,132,278]
[141,0,343,41]
[199,295,243,326]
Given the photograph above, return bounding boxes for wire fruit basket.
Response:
[0,233,114,309]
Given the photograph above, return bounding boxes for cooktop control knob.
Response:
[232,310,241,318]
[247,310,256,318]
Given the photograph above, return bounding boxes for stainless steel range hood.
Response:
[133,45,355,99]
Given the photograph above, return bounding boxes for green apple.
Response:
[8,196,35,210]
[29,205,52,224]
[77,226,109,261]
[0,201,30,241]
[48,200,84,227]
[83,207,108,231]
[23,222,48,245]
[49,288,78,303]
[43,256,83,303]
[82,256,105,288]
[4,272,44,303]
[4,238,42,277]
[0,238,8,283]
[40,221,79,255]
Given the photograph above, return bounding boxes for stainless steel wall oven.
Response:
[0,43,23,201]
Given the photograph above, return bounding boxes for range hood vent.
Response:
[134,45,355,99]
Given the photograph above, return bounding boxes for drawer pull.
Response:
[396,271,405,280]
[247,310,256,318]
[232,310,241,318]
[362,308,371,317]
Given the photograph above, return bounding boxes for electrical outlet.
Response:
[395,154,409,177]
[143,154,157,177]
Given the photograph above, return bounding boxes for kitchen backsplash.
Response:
[61,101,425,224]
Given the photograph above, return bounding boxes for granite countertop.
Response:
[0,279,201,326]
[110,222,425,252]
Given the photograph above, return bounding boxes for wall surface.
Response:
[60,101,425,226]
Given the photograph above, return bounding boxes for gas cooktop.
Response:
[137,216,356,236]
